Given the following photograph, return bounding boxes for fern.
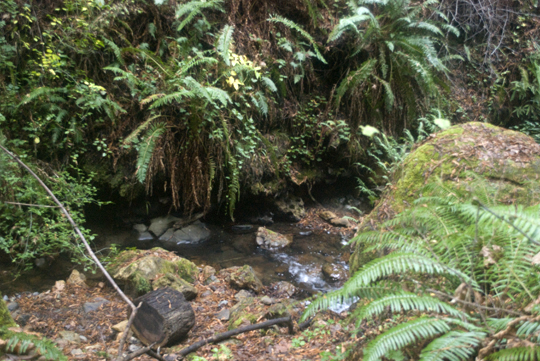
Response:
[268,15,327,64]
[216,25,234,66]
[419,331,485,361]
[176,0,224,32]
[486,347,540,361]
[0,328,67,361]
[136,122,166,183]
[363,318,451,361]
[122,114,161,146]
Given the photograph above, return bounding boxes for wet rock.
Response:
[158,228,175,242]
[249,214,274,226]
[137,231,155,242]
[66,269,87,287]
[107,247,199,297]
[216,308,230,321]
[271,281,297,298]
[322,263,348,282]
[152,273,198,300]
[149,215,180,238]
[274,196,305,222]
[7,302,19,312]
[133,223,148,233]
[201,265,216,283]
[319,211,351,228]
[160,221,211,246]
[229,266,264,294]
[256,227,293,250]
[83,297,110,313]
[234,290,253,301]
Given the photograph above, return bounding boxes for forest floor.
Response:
[2,206,367,361]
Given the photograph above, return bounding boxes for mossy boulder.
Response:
[0,292,16,328]
[106,247,199,297]
[350,122,540,272]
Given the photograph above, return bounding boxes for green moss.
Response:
[0,293,16,328]
[351,122,540,273]
[133,272,152,295]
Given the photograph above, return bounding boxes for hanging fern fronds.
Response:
[419,331,485,361]
[486,347,540,361]
[19,87,67,106]
[102,37,124,65]
[122,114,162,146]
[136,122,166,183]
[363,317,451,361]
[268,15,327,64]
[176,0,225,32]
[216,25,234,66]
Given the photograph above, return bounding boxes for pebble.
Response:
[2,295,8,301]
[79,335,88,342]
[70,349,84,356]
[7,302,19,312]
[218,300,228,307]
[260,296,274,305]
[216,308,230,321]
[83,297,110,313]
[128,345,141,352]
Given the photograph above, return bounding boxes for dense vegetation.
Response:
[3,0,540,358]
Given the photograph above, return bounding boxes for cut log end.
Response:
[130,287,195,347]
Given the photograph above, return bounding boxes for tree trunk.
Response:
[129,287,195,347]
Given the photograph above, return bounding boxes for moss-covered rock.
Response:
[0,292,16,328]
[229,265,264,294]
[106,247,199,297]
[152,273,198,300]
[350,122,540,272]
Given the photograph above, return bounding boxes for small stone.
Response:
[54,280,66,292]
[235,290,252,301]
[2,295,8,301]
[32,292,39,296]
[229,265,264,293]
[70,349,84,356]
[256,227,293,250]
[216,308,230,321]
[58,331,82,344]
[112,320,129,332]
[7,302,19,312]
[201,291,213,297]
[202,265,217,282]
[218,300,229,307]
[137,231,154,242]
[260,296,273,305]
[66,270,87,287]
[322,263,348,282]
[128,344,141,352]
[79,335,88,342]
[205,275,218,285]
[83,297,110,313]
[133,223,148,233]
[271,281,296,298]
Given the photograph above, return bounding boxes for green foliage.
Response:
[303,179,540,361]
[0,138,100,270]
[0,327,67,360]
[330,0,459,132]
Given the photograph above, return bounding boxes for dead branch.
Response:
[177,316,294,359]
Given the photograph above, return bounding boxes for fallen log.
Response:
[129,287,195,348]
[177,316,293,359]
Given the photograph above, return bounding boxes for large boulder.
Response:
[273,195,305,222]
[106,247,199,297]
[350,122,540,272]
[158,220,211,247]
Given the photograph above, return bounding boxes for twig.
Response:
[116,343,157,361]
[177,316,294,359]
[115,302,142,361]
[0,145,135,310]
[4,201,60,208]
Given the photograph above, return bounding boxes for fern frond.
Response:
[261,76,277,92]
[102,37,124,64]
[363,317,451,361]
[216,25,234,66]
[301,286,389,321]
[419,331,485,361]
[356,293,466,322]
[486,347,540,361]
[19,87,67,106]
[268,15,327,64]
[123,114,161,145]
[0,328,67,361]
[344,252,477,291]
[136,122,166,183]
[176,0,224,32]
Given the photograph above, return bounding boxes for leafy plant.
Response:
[0,327,67,360]
[303,179,540,361]
[329,0,459,133]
